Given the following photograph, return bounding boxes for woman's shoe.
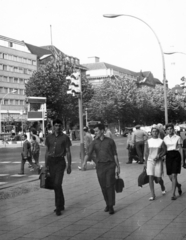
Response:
[178,184,182,196]
[183,163,186,169]
[149,196,155,201]
[171,196,177,200]
[162,190,166,195]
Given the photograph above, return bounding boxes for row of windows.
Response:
[0,64,33,75]
[0,75,28,84]
[0,98,25,105]
[0,52,36,65]
[0,87,25,95]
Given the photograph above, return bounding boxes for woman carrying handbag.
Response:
[144,126,166,201]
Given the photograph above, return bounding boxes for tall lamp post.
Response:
[0,90,17,134]
[103,14,168,124]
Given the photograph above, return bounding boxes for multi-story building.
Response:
[0,35,37,125]
[82,56,162,87]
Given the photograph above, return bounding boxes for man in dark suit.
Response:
[18,134,38,175]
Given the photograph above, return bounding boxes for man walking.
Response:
[78,127,93,170]
[132,125,148,164]
[45,119,72,216]
[83,123,120,214]
[105,124,113,139]
[18,134,38,174]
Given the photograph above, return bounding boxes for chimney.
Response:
[87,56,100,63]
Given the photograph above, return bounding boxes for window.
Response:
[3,65,7,71]
[32,60,36,65]
[3,54,8,59]
[14,67,18,73]
[14,78,18,83]
[20,100,24,105]
[4,99,9,105]
[20,89,24,95]
[4,88,8,93]
[8,55,12,60]
[0,64,3,70]
[27,59,32,64]
[0,76,2,81]
[13,55,17,61]
[9,77,14,83]
[0,53,3,58]
[17,56,21,62]
[19,78,24,84]
[9,99,14,105]
[19,68,23,73]
[25,79,28,84]
[8,42,13,47]
[15,100,19,105]
[23,58,27,63]
[3,76,8,82]
[0,87,3,93]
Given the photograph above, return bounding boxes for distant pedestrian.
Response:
[163,123,182,200]
[18,134,38,175]
[105,125,113,139]
[45,119,72,216]
[126,128,135,164]
[83,124,120,214]
[132,125,148,164]
[31,136,40,166]
[78,127,93,170]
[144,126,166,201]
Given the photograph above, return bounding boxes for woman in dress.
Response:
[144,126,166,200]
[163,123,182,200]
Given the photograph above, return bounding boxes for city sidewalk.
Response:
[0,162,186,240]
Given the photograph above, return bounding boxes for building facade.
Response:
[0,35,37,126]
[82,57,162,87]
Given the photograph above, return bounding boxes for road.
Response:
[0,137,128,186]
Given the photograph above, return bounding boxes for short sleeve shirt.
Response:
[88,136,117,163]
[163,134,181,151]
[45,133,71,157]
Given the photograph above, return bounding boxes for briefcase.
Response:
[39,167,54,190]
[115,174,124,193]
[138,167,149,187]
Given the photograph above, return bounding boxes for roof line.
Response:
[0,35,25,46]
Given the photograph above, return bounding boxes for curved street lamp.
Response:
[0,90,17,134]
[103,14,168,124]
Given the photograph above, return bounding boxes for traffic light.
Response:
[44,111,47,120]
[66,72,80,96]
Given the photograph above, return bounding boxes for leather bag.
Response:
[138,166,149,187]
[115,174,124,193]
[39,167,54,190]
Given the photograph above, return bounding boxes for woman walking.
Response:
[164,123,182,200]
[144,126,166,200]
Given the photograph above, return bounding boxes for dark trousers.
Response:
[96,162,116,207]
[32,152,40,165]
[48,157,66,210]
[20,153,38,174]
[135,141,145,163]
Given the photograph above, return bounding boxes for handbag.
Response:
[138,166,149,187]
[39,167,54,190]
[115,174,124,193]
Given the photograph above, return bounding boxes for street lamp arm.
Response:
[164,51,186,55]
[103,13,168,124]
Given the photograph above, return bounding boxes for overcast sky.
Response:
[1,0,186,88]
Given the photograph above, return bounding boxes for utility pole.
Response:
[78,70,84,165]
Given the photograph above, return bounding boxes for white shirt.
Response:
[164,134,181,151]
[147,138,163,161]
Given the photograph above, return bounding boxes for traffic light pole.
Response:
[78,70,84,165]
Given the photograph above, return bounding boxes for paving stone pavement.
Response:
[1,162,186,240]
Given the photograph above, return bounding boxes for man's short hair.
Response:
[83,127,88,132]
[31,129,37,135]
[95,123,105,131]
[165,123,174,130]
[23,134,27,139]
[135,125,141,129]
[53,119,62,125]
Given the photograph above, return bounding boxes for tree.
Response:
[25,56,94,126]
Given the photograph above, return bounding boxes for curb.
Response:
[0,176,39,190]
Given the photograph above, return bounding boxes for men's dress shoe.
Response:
[138,162,144,164]
[56,210,61,216]
[18,173,24,175]
[54,206,65,212]
[104,206,109,212]
[109,206,115,215]
[126,162,132,164]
